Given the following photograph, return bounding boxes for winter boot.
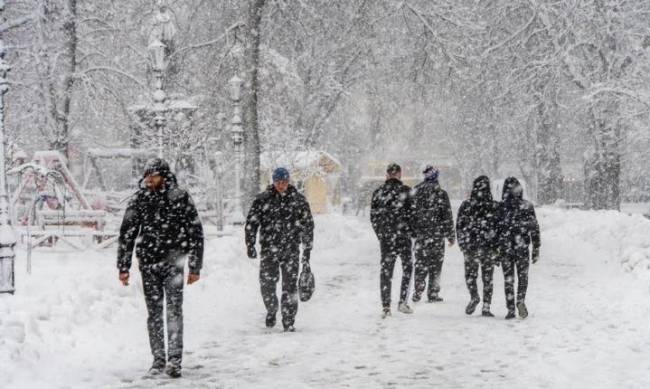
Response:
[505,310,516,320]
[428,293,444,303]
[517,301,528,319]
[165,363,182,379]
[465,298,480,315]
[146,359,166,377]
[398,302,414,314]
[381,307,392,319]
[481,304,494,317]
[412,293,422,303]
[283,325,296,333]
[266,312,277,328]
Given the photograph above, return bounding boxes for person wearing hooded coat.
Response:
[456,176,499,317]
[117,158,204,378]
[245,167,314,332]
[497,177,541,319]
[411,166,455,303]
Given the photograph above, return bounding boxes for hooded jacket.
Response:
[412,176,455,242]
[497,177,541,255]
[456,176,499,253]
[117,159,204,274]
[245,184,314,255]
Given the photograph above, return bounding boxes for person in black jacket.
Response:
[370,163,415,317]
[245,167,314,332]
[497,177,541,320]
[456,176,499,317]
[117,158,204,378]
[411,166,455,303]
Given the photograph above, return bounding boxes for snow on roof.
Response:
[260,150,342,174]
[86,148,157,158]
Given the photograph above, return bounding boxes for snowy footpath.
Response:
[2,208,650,388]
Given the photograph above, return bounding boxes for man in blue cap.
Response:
[245,167,314,332]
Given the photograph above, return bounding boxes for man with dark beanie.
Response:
[245,167,314,332]
[411,165,455,303]
[370,163,415,318]
[456,176,499,317]
[117,158,204,378]
[497,177,541,320]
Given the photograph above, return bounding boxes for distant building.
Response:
[260,150,343,214]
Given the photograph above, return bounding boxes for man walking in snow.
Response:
[245,167,314,332]
[117,158,204,378]
[497,177,541,320]
[456,176,499,317]
[370,163,415,317]
[411,165,455,303]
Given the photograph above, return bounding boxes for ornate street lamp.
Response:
[148,39,166,87]
[211,112,226,231]
[0,2,16,295]
[229,74,245,224]
[147,39,167,158]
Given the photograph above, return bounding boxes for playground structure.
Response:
[81,146,233,231]
[9,151,117,250]
[5,2,242,250]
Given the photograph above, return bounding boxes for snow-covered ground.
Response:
[1,208,650,388]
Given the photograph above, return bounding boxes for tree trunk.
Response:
[243,0,265,207]
[584,103,621,210]
[51,0,78,163]
[535,96,562,205]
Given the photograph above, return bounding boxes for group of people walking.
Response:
[116,158,540,378]
[371,163,541,320]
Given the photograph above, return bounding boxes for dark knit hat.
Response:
[272,167,290,182]
[143,158,170,177]
[386,163,401,175]
[422,165,439,180]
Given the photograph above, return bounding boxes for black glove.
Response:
[301,248,311,264]
[247,245,257,259]
[532,247,540,264]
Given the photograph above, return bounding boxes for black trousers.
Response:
[141,262,184,367]
[413,236,445,300]
[260,250,300,328]
[501,252,530,311]
[379,237,413,308]
[463,249,494,305]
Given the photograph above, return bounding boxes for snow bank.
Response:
[540,207,650,285]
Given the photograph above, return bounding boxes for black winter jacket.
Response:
[412,178,455,242]
[370,178,414,241]
[117,173,204,275]
[245,185,314,254]
[456,176,498,253]
[497,177,541,256]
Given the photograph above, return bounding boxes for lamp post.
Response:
[0,1,16,295]
[229,75,245,224]
[148,39,167,158]
[212,112,226,231]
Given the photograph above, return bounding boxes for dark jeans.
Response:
[501,252,530,311]
[141,262,184,367]
[379,236,413,308]
[413,236,445,300]
[260,251,300,328]
[464,249,494,305]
